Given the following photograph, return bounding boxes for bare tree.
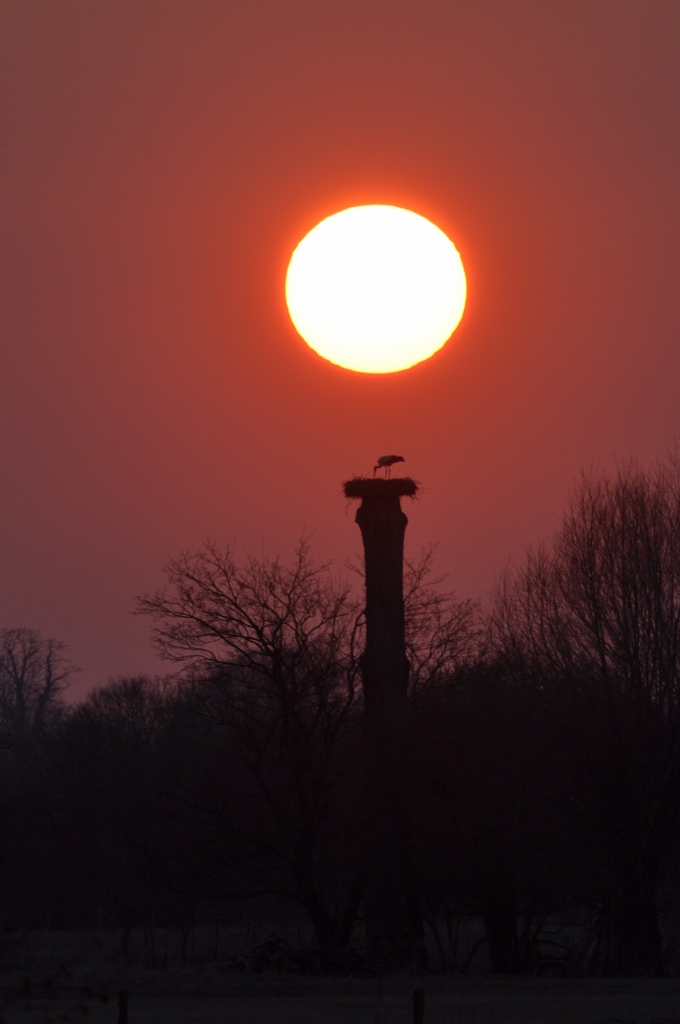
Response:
[0,628,73,745]
[0,630,75,922]
[136,541,364,951]
[136,541,483,958]
[491,458,680,975]
[402,548,484,702]
[138,540,359,677]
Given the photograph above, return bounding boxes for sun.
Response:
[285,205,466,373]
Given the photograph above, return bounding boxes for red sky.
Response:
[2,1,680,696]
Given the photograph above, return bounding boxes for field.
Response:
[4,973,680,1024]
[2,929,680,1023]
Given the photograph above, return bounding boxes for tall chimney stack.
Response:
[343,475,426,970]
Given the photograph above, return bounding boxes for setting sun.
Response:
[285,205,467,373]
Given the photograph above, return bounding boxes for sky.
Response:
[2,1,680,697]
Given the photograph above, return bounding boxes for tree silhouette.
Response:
[0,628,73,746]
[136,541,364,951]
[492,457,680,975]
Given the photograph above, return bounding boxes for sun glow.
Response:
[285,205,466,373]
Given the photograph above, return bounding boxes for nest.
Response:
[343,477,419,499]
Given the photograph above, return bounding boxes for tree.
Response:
[491,458,680,975]
[0,628,73,746]
[136,540,483,960]
[0,629,74,926]
[408,658,579,974]
[49,676,180,941]
[402,548,483,702]
[136,541,364,951]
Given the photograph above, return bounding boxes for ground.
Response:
[2,929,680,1023]
[4,972,680,1023]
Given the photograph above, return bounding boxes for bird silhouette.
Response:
[373,455,405,478]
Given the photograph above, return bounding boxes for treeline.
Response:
[4,456,680,977]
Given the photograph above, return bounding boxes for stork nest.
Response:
[343,477,419,499]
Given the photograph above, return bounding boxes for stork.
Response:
[373,455,405,478]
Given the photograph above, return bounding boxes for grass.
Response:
[4,973,680,1024]
[2,929,680,1023]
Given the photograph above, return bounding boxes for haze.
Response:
[1,1,679,696]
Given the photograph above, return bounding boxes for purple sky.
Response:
[2,1,679,697]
